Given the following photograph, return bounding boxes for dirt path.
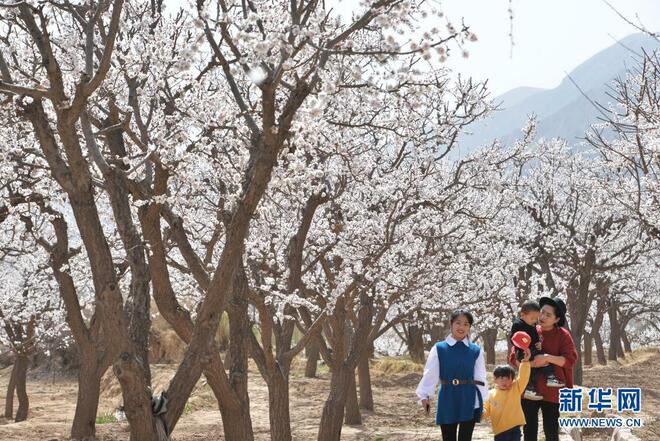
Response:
[0,350,656,440]
[580,349,660,441]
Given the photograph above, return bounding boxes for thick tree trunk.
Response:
[220,404,253,441]
[221,289,255,441]
[357,347,373,411]
[567,275,591,388]
[71,357,104,440]
[572,333,584,386]
[305,341,320,378]
[224,349,233,369]
[24,76,156,441]
[266,372,292,441]
[4,360,16,419]
[104,169,152,386]
[406,324,425,364]
[593,290,607,365]
[620,326,632,353]
[481,328,497,365]
[113,352,163,441]
[317,365,352,441]
[140,203,252,438]
[344,369,361,425]
[584,332,593,366]
[594,330,606,365]
[14,354,29,422]
[428,324,446,349]
[608,302,621,361]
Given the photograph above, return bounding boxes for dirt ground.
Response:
[0,349,657,440]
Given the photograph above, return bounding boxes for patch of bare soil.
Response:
[1,350,656,440]
[579,349,660,441]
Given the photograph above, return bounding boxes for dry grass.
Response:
[371,357,423,375]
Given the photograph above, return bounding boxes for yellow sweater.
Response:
[483,361,530,435]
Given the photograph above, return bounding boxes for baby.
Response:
[509,300,564,401]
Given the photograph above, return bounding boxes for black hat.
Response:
[539,296,567,328]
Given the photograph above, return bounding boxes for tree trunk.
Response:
[113,352,163,441]
[317,365,352,441]
[222,288,254,441]
[608,301,621,361]
[224,349,232,369]
[572,332,584,386]
[4,360,16,419]
[305,341,320,378]
[14,354,29,422]
[583,332,593,366]
[220,403,253,441]
[71,357,104,440]
[566,275,591,387]
[221,288,255,441]
[427,324,446,349]
[592,290,607,365]
[344,369,361,425]
[357,347,373,411]
[480,328,497,365]
[104,169,152,386]
[594,330,606,365]
[620,326,632,353]
[406,324,425,364]
[267,372,292,441]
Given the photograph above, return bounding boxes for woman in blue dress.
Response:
[416,309,488,441]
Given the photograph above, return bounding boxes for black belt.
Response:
[440,379,485,386]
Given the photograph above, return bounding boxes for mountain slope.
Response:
[458,33,660,154]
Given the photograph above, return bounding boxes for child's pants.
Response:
[494,426,521,441]
[516,348,555,388]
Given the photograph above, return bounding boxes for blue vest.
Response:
[435,341,483,425]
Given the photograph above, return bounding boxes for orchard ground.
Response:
[0,349,657,441]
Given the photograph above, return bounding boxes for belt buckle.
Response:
[452,379,460,385]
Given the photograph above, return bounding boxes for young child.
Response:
[510,300,564,400]
[482,349,530,441]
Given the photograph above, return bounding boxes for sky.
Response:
[167,0,660,97]
[439,0,660,96]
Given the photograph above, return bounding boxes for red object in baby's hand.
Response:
[511,331,532,349]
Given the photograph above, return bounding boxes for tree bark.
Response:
[593,290,607,365]
[594,330,606,365]
[608,300,621,361]
[104,168,152,385]
[305,341,320,378]
[429,324,443,347]
[620,324,632,353]
[266,371,292,441]
[14,354,29,422]
[344,369,361,425]
[566,266,594,388]
[317,365,352,441]
[25,103,158,440]
[357,346,373,411]
[584,332,593,366]
[4,360,16,419]
[406,324,425,363]
[572,332,584,386]
[71,357,104,440]
[480,328,497,365]
[221,286,255,441]
[140,203,253,440]
[113,351,164,441]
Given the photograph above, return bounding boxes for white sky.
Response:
[440,0,660,96]
[167,0,660,96]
